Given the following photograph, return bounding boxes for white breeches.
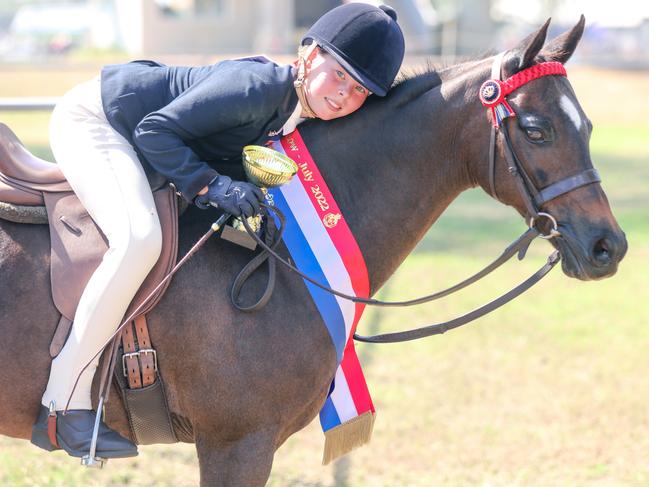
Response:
[42,77,162,411]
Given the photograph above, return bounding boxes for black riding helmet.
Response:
[301,3,405,97]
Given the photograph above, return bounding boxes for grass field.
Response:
[0,64,648,486]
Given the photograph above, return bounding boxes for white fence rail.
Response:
[0,98,59,110]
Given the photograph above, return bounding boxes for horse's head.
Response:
[481,17,627,280]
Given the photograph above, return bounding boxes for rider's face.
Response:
[302,48,370,120]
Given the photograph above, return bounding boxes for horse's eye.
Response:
[525,128,544,142]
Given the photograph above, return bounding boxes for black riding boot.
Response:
[31,405,138,459]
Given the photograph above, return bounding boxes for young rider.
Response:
[31,3,404,459]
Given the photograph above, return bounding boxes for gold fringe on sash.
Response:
[322,411,375,465]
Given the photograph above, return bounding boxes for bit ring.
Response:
[529,212,561,239]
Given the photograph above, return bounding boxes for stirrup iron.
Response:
[81,396,107,468]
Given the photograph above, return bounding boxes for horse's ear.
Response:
[502,18,551,77]
[540,15,586,64]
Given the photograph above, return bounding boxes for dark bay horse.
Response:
[0,18,627,485]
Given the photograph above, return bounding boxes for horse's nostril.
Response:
[592,237,612,265]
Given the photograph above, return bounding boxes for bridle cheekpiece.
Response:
[481,54,599,239]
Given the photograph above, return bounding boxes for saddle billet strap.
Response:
[49,315,73,358]
[122,323,142,389]
[133,315,156,387]
[120,316,157,389]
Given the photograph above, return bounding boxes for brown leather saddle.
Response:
[0,122,178,349]
[0,122,179,444]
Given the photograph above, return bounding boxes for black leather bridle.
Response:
[485,52,601,239]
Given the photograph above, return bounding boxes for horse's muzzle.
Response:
[555,226,628,280]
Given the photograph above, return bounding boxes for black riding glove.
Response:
[194,175,265,218]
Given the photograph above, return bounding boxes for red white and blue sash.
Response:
[267,130,375,464]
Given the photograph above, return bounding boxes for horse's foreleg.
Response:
[195,430,276,487]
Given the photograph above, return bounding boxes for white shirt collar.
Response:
[281,98,306,136]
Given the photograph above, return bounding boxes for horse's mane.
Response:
[365,51,497,108]
[392,59,443,89]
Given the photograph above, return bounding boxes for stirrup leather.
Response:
[47,401,60,448]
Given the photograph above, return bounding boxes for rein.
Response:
[235,54,600,343]
[235,208,561,343]
[237,208,554,308]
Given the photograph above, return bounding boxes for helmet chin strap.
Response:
[294,43,318,119]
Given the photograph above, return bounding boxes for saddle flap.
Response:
[44,191,107,321]
[44,185,179,322]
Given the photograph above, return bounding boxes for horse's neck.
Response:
[312,58,492,294]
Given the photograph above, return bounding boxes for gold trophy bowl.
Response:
[228,145,298,239]
[242,145,298,188]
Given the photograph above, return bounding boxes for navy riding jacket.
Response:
[100,57,298,201]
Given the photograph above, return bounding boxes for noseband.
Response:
[481,53,601,239]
